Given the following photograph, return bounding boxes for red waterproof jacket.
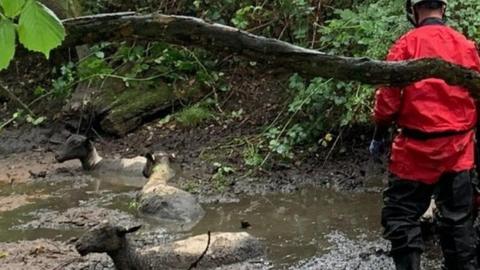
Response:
[374,21,480,184]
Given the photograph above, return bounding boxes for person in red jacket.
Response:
[369,0,480,269]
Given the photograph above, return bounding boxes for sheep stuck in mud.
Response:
[75,223,264,270]
[55,135,147,187]
[138,153,205,226]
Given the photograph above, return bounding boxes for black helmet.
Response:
[406,0,448,26]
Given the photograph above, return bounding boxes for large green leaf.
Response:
[0,19,16,70]
[18,0,65,58]
[0,0,26,18]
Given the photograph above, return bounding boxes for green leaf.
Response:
[18,0,65,58]
[0,19,16,70]
[32,116,46,126]
[0,0,26,17]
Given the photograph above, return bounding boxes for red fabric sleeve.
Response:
[468,44,480,113]
[471,44,480,72]
[373,37,409,125]
[472,46,480,119]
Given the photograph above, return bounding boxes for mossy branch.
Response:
[62,12,480,97]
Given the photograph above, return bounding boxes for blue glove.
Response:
[369,139,385,161]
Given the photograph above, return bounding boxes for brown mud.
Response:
[0,194,50,213]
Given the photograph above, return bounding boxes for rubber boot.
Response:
[442,259,479,270]
[393,251,421,270]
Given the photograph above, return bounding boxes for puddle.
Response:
[0,178,138,243]
[190,188,383,267]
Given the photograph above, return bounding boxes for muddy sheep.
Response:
[75,223,264,270]
[55,135,147,186]
[138,153,205,226]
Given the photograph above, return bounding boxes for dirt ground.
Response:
[0,151,79,185]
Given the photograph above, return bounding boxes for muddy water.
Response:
[191,189,383,267]
[1,173,427,269]
[0,179,137,242]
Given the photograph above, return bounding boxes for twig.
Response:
[188,231,211,270]
[310,0,323,49]
[260,79,333,167]
[278,20,289,40]
[246,19,276,33]
[53,258,82,270]
[28,91,55,107]
[321,127,344,168]
[183,47,224,114]
[0,116,16,131]
[0,84,35,116]
[91,128,105,143]
[321,101,363,168]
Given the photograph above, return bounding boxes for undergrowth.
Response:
[175,104,214,127]
[3,0,480,170]
[253,0,480,165]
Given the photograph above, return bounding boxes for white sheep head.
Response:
[142,152,176,178]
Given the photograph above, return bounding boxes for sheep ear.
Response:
[117,225,142,236]
[85,139,95,150]
[145,153,155,162]
[126,225,142,233]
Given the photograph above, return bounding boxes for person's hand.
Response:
[369,139,385,162]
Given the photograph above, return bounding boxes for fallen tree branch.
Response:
[62,12,480,97]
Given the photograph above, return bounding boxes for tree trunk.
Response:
[40,0,82,18]
[62,12,480,97]
[68,73,205,136]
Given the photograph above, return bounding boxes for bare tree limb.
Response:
[62,12,480,97]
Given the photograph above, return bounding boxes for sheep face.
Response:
[75,223,141,256]
[142,152,175,178]
[55,135,93,163]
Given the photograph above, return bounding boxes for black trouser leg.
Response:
[382,176,433,269]
[436,171,478,270]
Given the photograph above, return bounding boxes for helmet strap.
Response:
[414,8,422,27]
[412,3,447,28]
[411,6,420,27]
[406,0,417,26]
